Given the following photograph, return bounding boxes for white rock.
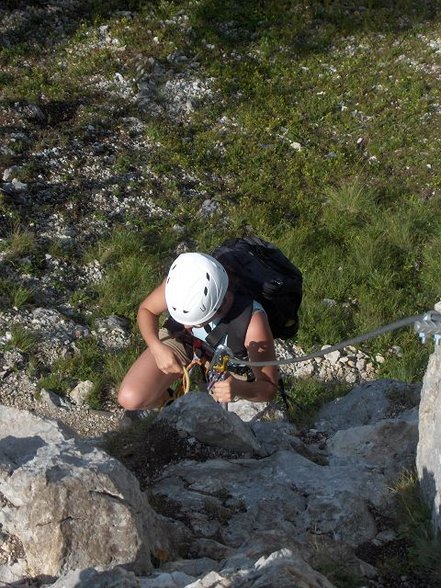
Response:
[321,345,341,364]
[70,380,94,406]
[11,178,28,192]
[3,166,21,181]
[356,359,367,371]
[290,141,302,151]
[40,389,73,409]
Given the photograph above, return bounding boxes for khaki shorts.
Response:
[158,327,193,366]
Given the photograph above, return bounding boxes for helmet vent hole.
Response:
[206,273,210,280]
[183,310,189,314]
[204,287,208,296]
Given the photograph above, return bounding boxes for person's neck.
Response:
[217,290,233,318]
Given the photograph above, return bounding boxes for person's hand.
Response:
[210,375,237,403]
[151,343,183,375]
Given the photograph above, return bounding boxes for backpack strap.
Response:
[204,291,253,359]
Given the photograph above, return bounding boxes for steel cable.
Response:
[229,314,425,368]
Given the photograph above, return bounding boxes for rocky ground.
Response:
[0,308,128,437]
[0,62,384,440]
[0,0,410,440]
[0,296,382,439]
[2,6,440,586]
[0,381,427,587]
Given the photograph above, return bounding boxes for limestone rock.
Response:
[151,449,388,548]
[186,548,336,588]
[0,372,427,586]
[226,399,285,423]
[417,340,441,532]
[0,406,170,578]
[141,570,196,587]
[314,379,420,434]
[158,393,264,455]
[328,409,418,480]
[251,421,301,455]
[159,556,220,577]
[69,380,94,406]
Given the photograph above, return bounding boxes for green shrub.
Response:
[37,373,69,397]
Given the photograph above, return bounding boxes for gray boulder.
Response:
[158,393,264,455]
[251,421,302,455]
[314,379,420,434]
[227,398,286,423]
[0,406,170,579]
[185,547,336,588]
[328,408,418,480]
[151,449,388,548]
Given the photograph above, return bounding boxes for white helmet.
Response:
[165,252,229,325]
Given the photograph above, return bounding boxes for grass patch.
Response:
[37,339,104,397]
[87,223,177,320]
[4,325,39,354]
[357,469,441,585]
[286,377,352,427]
[393,470,441,560]
[1,226,36,261]
[103,344,144,387]
[37,372,69,397]
[36,338,145,408]
[380,332,431,383]
[0,280,35,310]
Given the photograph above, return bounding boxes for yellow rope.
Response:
[182,365,190,394]
[159,356,210,410]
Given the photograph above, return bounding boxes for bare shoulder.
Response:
[244,309,273,346]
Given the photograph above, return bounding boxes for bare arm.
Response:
[137,280,183,374]
[137,280,167,346]
[212,310,279,403]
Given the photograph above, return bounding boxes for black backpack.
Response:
[211,236,303,340]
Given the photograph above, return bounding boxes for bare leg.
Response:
[118,347,180,410]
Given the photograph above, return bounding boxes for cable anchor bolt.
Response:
[414,311,441,345]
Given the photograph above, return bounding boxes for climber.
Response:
[117,252,279,412]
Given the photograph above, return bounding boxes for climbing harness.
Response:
[163,345,236,409]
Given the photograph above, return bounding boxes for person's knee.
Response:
[118,379,172,410]
[117,382,146,410]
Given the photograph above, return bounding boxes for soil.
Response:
[102,417,243,491]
